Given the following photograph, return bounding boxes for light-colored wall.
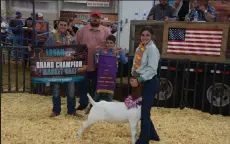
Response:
[4,0,116,30]
[9,0,117,22]
[10,1,58,24]
[117,1,155,50]
[1,1,6,17]
[62,1,116,13]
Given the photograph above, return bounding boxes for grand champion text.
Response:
[36,61,83,75]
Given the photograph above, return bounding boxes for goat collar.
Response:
[124,96,142,109]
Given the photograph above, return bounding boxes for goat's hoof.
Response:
[77,132,81,136]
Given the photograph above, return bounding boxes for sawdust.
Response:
[1,93,230,144]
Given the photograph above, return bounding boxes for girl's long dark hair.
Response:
[140,26,156,42]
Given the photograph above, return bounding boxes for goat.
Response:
[77,93,142,144]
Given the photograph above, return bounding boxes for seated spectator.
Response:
[188,0,216,22]
[147,0,177,21]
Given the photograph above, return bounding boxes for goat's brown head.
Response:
[131,84,143,100]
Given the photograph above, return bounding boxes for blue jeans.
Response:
[52,82,76,114]
[78,71,97,105]
[137,76,160,144]
[94,92,113,102]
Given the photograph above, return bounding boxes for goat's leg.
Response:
[129,121,138,144]
[77,120,96,136]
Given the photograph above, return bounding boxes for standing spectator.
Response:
[23,17,34,67]
[67,19,76,36]
[1,16,9,44]
[82,20,87,25]
[177,0,190,21]
[111,23,117,34]
[9,11,23,36]
[35,13,48,46]
[44,18,79,117]
[67,29,75,37]
[185,0,199,21]
[147,0,177,20]
[75,10,111,110]
[172,0,183,15]
[72,17,81,34]
[9,11,24,47]
[51,20,59,34]
[9,11,24,61]
[27,13,33,20]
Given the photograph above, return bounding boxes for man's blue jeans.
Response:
[52,82,76,114]
[78,71,97,106]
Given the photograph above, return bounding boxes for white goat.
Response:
[77,93,141,144]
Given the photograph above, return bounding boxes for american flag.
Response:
[167,28,223,56]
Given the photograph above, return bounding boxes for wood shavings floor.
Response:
[1,93,230,144]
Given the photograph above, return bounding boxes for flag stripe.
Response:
[167,48,220,52]
[168,41,221,47]
[168,40,221,44]
[186,28,223,31]
[167,45,221,51]
[185,36,222,39]
[186,30,223,34]
[167,51,220,57]
[167,44,220,48]
[185,38,221,43]
[186,33,223,36]
[167,50,220,55]
[167,27,223,56]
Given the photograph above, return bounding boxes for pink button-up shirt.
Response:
[75,24,111,71]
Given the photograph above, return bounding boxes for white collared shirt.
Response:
[131,40,160,81]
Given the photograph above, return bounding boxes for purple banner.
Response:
[96,55,117,94]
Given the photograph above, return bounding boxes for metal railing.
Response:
[1,49,230,116]
[115,57,230,116]
[1,18,229,116]
[1,18,50,93]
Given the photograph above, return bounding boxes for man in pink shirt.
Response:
[75,10,111,110]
